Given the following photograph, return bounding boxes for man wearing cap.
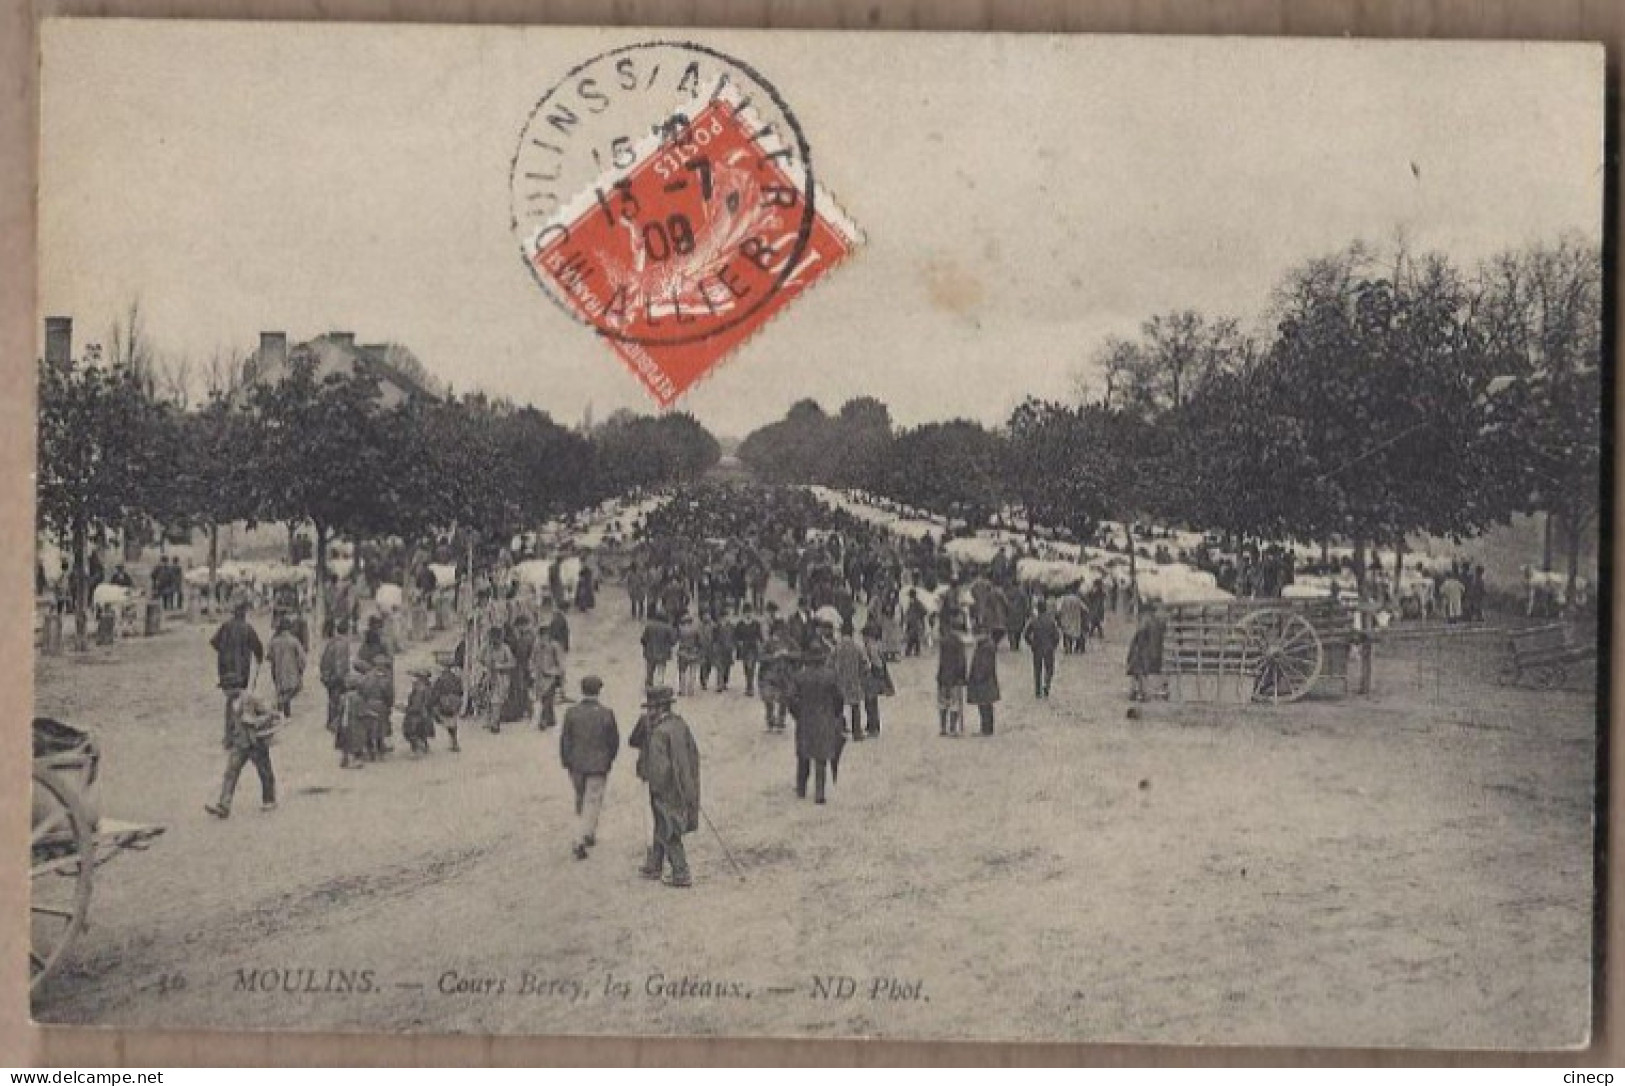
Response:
[629,686,701,887]
[560,675,620,860]
[210,600,264,745]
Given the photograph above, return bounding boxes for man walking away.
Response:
[1025,597,1061,698]
[641,610,676,688]
[734,605,763,696]
[904,588,927,657]
[205,691,278,818]
[319,620,353,735]
[832,622,867,743]
[560,675,620,860]
[630,686,701,887]
[790,645,846,804]
[210,601,264,744]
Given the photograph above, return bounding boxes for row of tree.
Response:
[37,344,720,640]
[737,236,1603,593]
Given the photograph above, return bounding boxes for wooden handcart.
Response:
[32,717,166,992]
[1496,623,1596,689]
[1163,597,1358,704]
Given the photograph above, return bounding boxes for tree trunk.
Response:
[288,520,299,563]
[71,520,89,652]
[1542,511,1555,572]
[1391,537,1407,607]
[1563,509,1585,596]
[207,523,220,615]
[1353,537,1368,602]
[314,521,330,634]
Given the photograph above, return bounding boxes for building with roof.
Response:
[244,330,441,407]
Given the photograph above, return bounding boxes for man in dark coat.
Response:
[640,612,676,688]
[1024,597,1062,698]
[789,646,846,804]
[967,630,1001,736]
[733,605,763,696]
[560,674,620,860]
[1004,583,1031,652]
[629,686,701,887]
[210,601,264,744]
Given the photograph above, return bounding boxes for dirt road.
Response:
[32,583,1595,1048]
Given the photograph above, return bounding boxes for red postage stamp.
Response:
[514,48,861,406]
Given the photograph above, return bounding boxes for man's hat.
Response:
[642,685,676,708]
[581,674,604,696]
[408,666,432,679]
[368,614,385,627]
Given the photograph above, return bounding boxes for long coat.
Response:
[936,633,968,688]
[790,663,846,762]
[967,637,1001,705]
[1057,594,1087,639]
[267,632,307,699]
[831,637,867,704]
[1127,615,1167,677]
[642,711,701,831]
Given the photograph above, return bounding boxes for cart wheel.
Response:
[31,767,96,993]
[1240,609,1324,705]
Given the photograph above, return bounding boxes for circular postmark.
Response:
[510,41,818,350]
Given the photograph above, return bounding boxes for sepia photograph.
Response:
[28,21,1605,1050]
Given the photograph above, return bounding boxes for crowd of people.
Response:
[201,480,1551,888]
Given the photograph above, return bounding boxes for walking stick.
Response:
[700,806,747,881]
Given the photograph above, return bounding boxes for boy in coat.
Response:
[267,618,307,718]
[318,621,353,733]
[402,667,436,754]
[559,674,620,860]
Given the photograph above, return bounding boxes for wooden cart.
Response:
[31,718,165,992]
[1495,623,1596,689]
[1162,597,1357,704]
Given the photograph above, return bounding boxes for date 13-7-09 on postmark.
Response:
[511,42,863,405]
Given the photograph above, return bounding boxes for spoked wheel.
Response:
[1239,609,1324,705]
[31,767,96,992]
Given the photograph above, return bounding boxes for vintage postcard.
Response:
[29,21,1604,1049]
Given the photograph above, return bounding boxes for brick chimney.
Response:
[44,316,72,368]
[259,331,288,374]
[329,331,356,349]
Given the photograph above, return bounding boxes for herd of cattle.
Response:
[35,483,1588,646]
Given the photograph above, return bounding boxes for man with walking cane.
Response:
[629,686,701,888]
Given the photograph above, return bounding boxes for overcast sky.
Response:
[39,22,1603,439]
